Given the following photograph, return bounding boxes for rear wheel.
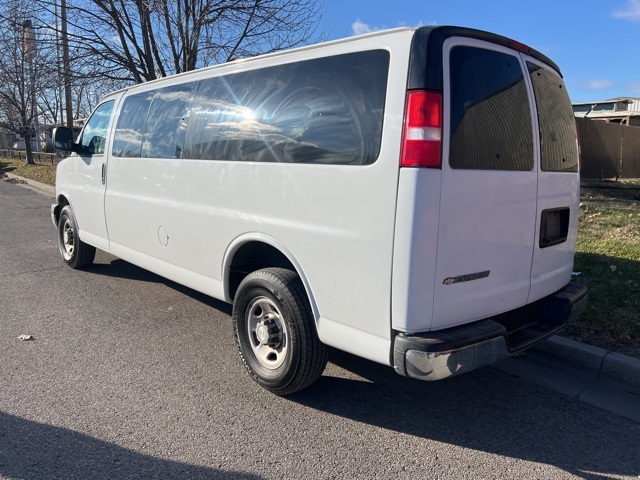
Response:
[233,268,327,395]
[57,205,96,269]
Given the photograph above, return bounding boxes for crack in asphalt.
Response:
[0,265,65,278]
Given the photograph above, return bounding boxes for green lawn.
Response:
[570,181,640,358]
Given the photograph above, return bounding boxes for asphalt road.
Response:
[1,178,639,480]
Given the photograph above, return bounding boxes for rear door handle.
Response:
[101,163,106,185]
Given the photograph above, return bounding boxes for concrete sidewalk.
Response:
[4,169,639,422]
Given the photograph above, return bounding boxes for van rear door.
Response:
[431,39,539,330]
[524,56,580,303]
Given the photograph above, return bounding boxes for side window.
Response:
[142,83,196,158]
[183,50,389,165]
[80,100,115,155]
[449,46,533,170]
[528,62,579,172]
[112,91,153,158]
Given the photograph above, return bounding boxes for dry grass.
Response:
[569,180,640,358]
[0,156,57,186]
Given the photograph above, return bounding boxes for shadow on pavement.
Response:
[64,253,640,478]
[85,257,232,315]
[291,349,640,480]
[0,411,263,480]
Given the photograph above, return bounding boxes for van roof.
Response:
[109,25,561,98]
[109,27,415,97]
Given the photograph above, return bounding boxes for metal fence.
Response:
[0,149,59,164]
[0,133,13,150]
[577,117,640,179]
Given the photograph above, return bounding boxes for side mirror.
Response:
[53,127,79,152]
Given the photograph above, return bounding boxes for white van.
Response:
[52,26,587,395]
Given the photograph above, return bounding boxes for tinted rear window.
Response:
[449,46,533,171]
[528,62,578,172]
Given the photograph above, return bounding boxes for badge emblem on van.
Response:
[443,270,490,285]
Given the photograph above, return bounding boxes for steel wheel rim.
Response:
[60,218,74,260]
[246,296,288,370]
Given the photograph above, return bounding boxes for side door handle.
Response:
[101,163,106,185]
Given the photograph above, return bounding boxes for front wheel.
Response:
[57,205,96,269]
[233,268,328,395]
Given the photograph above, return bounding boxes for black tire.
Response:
[57,205,96,269]
[233,267,328,395]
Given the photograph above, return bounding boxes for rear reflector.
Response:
[401,90,442,168]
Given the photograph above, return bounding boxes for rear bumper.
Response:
[393,281,587,381]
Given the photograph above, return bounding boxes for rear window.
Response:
[527,62,579,172]
[449,46,533,171]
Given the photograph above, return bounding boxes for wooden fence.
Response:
[577,118,640,179]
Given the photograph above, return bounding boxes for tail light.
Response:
[508,39,532,55]
[400,90,442,168]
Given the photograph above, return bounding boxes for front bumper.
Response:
[393,281,588,381]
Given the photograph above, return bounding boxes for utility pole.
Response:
[55,0,64,126]
[61,0,73,128]
[22,19,39,157]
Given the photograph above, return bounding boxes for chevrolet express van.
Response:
[52,26,587,395]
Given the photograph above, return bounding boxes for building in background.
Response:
[573,96,640,127]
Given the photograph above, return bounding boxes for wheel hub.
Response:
[61,219,75,259]
[64,225,74,246]
[255,314,282,348]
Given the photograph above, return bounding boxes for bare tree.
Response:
[0,0,323,159]
[52,0,325,83]
[0,6,56,164]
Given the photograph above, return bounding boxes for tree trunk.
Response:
[24,132,35,165]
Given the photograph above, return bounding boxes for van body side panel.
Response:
[391,169,441,333]
[104,31,415,366]
[105,161,400,359]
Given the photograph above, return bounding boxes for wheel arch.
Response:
[52,192,71,227]
[223,234,320,322]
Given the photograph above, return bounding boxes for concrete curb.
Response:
[0,170,55,198]
[533,335,640,395]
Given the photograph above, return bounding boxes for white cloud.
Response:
[629,81,640,93]
[612,0,640,21]
[583,79,615,90]
[351,19,376,36]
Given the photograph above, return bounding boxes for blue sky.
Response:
[320,0,639,102]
